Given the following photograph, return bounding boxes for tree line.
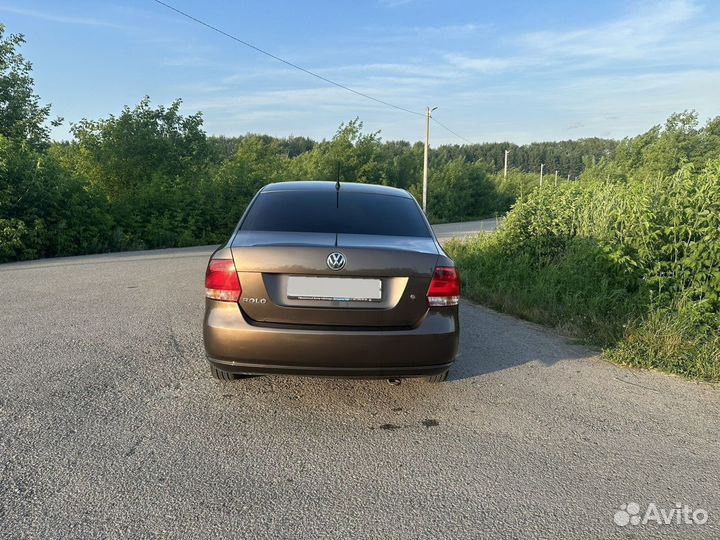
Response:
[1,24,616,263]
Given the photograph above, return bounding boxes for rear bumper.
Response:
[203,299,459,378]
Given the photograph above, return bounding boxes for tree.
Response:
[0,24,56,148]
[0,135,112,261]
[70,97,210,199]
[212,134,292,228]
[291,118,386,184]
[581,111,720,184]
[410,159,511,223]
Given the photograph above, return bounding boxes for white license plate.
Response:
[287,276,382,301]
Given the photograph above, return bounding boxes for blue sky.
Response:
[1,0,719,144]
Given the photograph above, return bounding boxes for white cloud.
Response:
[521,0,702,61]
[0,5,127,29]
[362,23,484,42]
[444,54,518,74]
[185,85,406,113]
[378,0,414,7]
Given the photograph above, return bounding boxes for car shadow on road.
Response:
[448,301,597,382]
[204,300,599,425]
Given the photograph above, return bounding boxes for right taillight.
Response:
[427,266,460,306]
[205,259,241,302]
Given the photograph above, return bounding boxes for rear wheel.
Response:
[209,364,255,381]
[426,370,449,383]
[209,364,235,380]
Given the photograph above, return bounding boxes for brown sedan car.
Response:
[203,181,459,383]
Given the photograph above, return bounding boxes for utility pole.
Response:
[567,173,570,182]
[554,170,558,186]
[540,163,544,187]
[422,106,437,214]
[503,149,509,180]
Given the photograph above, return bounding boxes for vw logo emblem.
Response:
[326,252,346,271]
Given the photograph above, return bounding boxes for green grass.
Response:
[448,234,719,383]
[608,307,720,382]
[447,233,647,346]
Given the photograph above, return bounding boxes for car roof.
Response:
[260,181,412,198]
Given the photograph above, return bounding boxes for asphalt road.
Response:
[1,245,718,540]
[432,218,500,240]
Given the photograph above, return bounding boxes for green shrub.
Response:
[447,156,720,382]
[0,218,32,261]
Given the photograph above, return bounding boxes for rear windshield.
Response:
[240,190,431,237]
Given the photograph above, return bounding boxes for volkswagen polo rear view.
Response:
[203,181,460,383]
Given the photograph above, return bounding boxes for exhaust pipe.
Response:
[386,378,401,386]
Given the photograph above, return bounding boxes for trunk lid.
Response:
[231,231,439,328]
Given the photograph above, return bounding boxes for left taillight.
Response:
[205,259,241,302]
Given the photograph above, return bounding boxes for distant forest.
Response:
[207,134,618,180]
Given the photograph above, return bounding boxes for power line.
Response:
[431,117,472,145]
[151,0,475,145]
[150,0,423,118]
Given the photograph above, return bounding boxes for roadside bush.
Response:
[0,218,32,261]
[449,229,647,345]
[0,136,114,262]
[447,153,720,382]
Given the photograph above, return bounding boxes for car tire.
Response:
[426,370,449,383]
[209,364,257,381]
[209,364,236,380]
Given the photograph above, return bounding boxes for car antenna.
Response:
[335,163,341,209]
